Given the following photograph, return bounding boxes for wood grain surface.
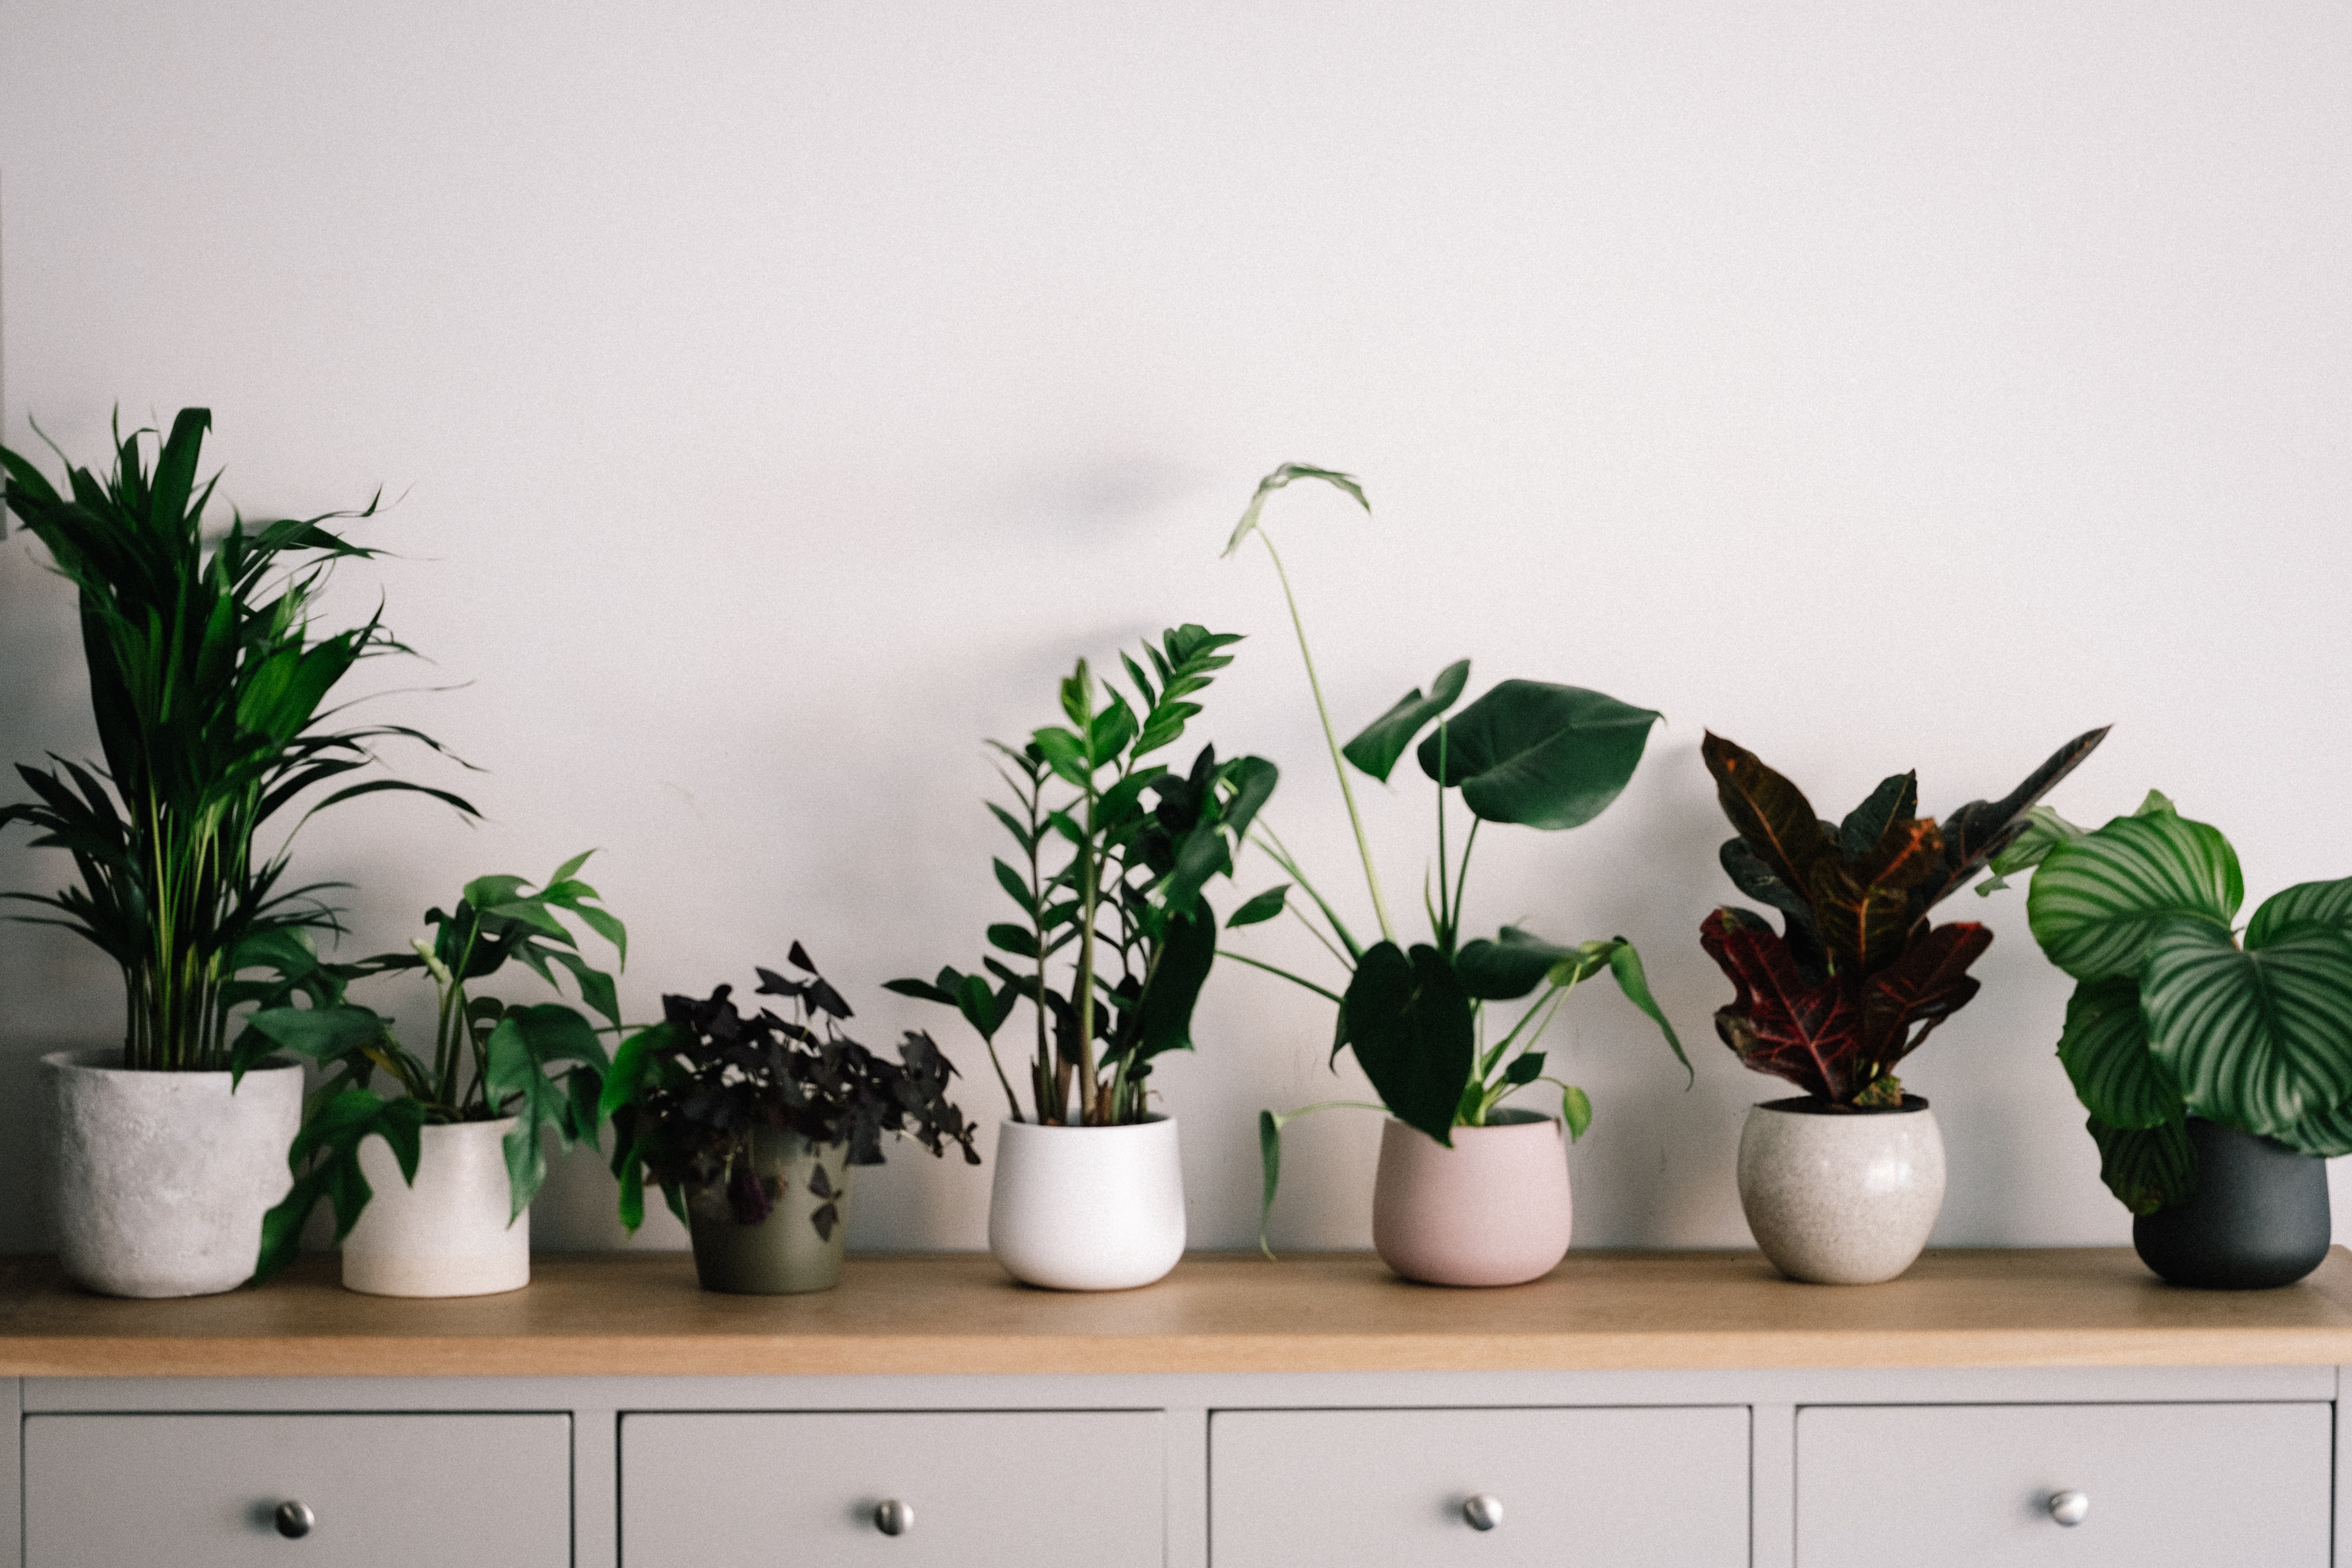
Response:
[6,1248,2352,1378]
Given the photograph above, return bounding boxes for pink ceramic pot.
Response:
[1371,1112,1573,1287]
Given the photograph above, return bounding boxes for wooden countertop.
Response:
[6,1248,2352,1379]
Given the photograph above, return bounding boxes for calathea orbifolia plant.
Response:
[240,854,628,1280]
[888,624,1281,1126]
[1699,729,2106,1108]
[603,944,980,1236]
[1982,793,2352,1213]
[1225,466,1690,1249]
[0,409,474,1072]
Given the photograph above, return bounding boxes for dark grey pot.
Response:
[2132,1118,2330,1290]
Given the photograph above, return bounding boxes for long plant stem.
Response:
[1215,949,1347,1005]
[1255,532,1395,945]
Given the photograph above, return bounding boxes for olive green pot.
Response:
[684,1130,851,1295]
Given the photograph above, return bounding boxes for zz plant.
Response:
[1984,793,2352,1213]
[1698,729,2106,1107]
[0,409,472,1072]
[241,854,628,1279]
[1228,466,1689,1248]
[888,624,1280,1127]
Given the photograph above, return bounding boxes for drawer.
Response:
[22,1412,570,1568]
[619,1410,1163,1568]
[1210,1406,1748,1568]
[1796,1401,2331,1566]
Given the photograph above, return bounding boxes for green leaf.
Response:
[1561,1084,1593,1141]
[2141,917,2352,1136]
[1257,1108,1284,1258]
[598,1022,675,1121]
[247,1004,391,1062]
[1975,805,2086,897]
[2246,877,2352,949]
[1031,727,1091,786]
[1138,905,1216,1059]
[2278,1095,2352,1159]
[1607,940,1691,1084]
[1420,681,1662,830]
[993,858,1039,916]
[987,922,1040,959]
[2026,808,2241,981]
[2086,1113,2197,1215]
[1456,927,1608,1001]
[2055,975,2181,1129]
[1341,661,1470,783]
[1227,885,1290,928]
[1222,462,1369,557]
[1342,942,1475,1145]
[1502,1050,1545,1086]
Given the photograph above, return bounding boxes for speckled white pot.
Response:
[1737,1096,1944,1285]
[342,1119,530,1297]
[42,1049,303,1298]
[989,1117,1185,1291]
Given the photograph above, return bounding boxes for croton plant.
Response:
[1699,728,2108,1108]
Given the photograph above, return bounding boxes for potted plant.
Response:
[1,410,473,1298]
[1699,727,2106,1284]
[603,945,980,1293]
[888,623,1280,1290]
[1228,466,1690,1287]
[1982,792,2351,1288]
[240,855,626,1295]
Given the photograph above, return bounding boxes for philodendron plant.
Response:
[888,624,1281,1126]
[0,409,473,1072]
[241,854,631,1279]
[1227,466,1690,1248]
[604,944,980,1237]
[1983,793,2352,1213]
[1699,729,2107,1107]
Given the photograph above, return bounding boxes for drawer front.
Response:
[23,1412,570,1568]
[620,1410,1163,1568]
[1796,1401,2331,1567]
[1211,1406,1748,1568]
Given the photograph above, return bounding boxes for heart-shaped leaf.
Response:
[2086,1113,2196,1215]
[1420,681,1661,830]
[1341,941,1474,1145]
[1343,661,1470,782]
[1456,927,1609,1000]
[2142,917,2352,1136]
[2055,975,2181,1130]
[2027,808,2241,981]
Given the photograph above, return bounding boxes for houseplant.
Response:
[1228,465,1689,1286]
[241,854,627,1295]
[603,944,980,1293]
[1,409,473,1297]
[1983,792,2350,1287]
[888,623,1281,1289]
[1699,727,2107,1283]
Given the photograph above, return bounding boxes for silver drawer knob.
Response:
[873,1499,913,1537]
[2048,1490,2089,1527]
[274,1501,315,1539]
[1462,1493,1505,1531]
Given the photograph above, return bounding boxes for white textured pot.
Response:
[42,1049,304,1298]
[988,1116,1185,1291]
[1371,1113,1573,1287]
[1737,1096,1945,1285]
[342,1119,530,1298]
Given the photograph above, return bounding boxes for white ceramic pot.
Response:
[42,1049,304,1298]
[342,1118,530,1297]
[1737,1096,1945,1285]
[988,1116,1185,1291]
[1371,1112,1573,1287]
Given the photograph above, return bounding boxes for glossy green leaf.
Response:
[2055,975,2180,1129]
[1418,681,1661,830]
[1138,906,1215,1059]
[1342,941,1475,1145]
[1227,885,1290,928]
[247,1004,390,1061]
[1561,1084,1593,1141]
[2142,917,2352,1136]
[2027,809,2242,980]
[2086,1113,2197,1215]
[1342,661,1470,783]
[1607,940,1691,1083]
[1257,1108,1283,1257]
[1456,927,1612,1001]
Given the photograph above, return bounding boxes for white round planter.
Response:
[988,1116,1185,1291]
[342,1118,530,1298]
[42,1049,304,1298]
[1737,1096,1945,1285]
[1371,1113,1573,1287]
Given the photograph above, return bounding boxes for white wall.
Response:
[4,2,2350,1257]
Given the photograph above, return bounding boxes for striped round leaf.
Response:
[2246,876,2352,949]
[2085,1114,2197,1215]
[2142,917,2352,1136]
[2056,976,2181,1130]
[2279,1095,2352,1159]
[2026,810,2240,981]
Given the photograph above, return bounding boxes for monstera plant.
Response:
[1226,466,1689,1249]
[1699,728,2108,1107]
[1983,793,2352,1214]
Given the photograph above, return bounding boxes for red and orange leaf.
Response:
[1701,734,1834,909]
[1701,908,1866,1102]
[1856,921,1992,1070]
